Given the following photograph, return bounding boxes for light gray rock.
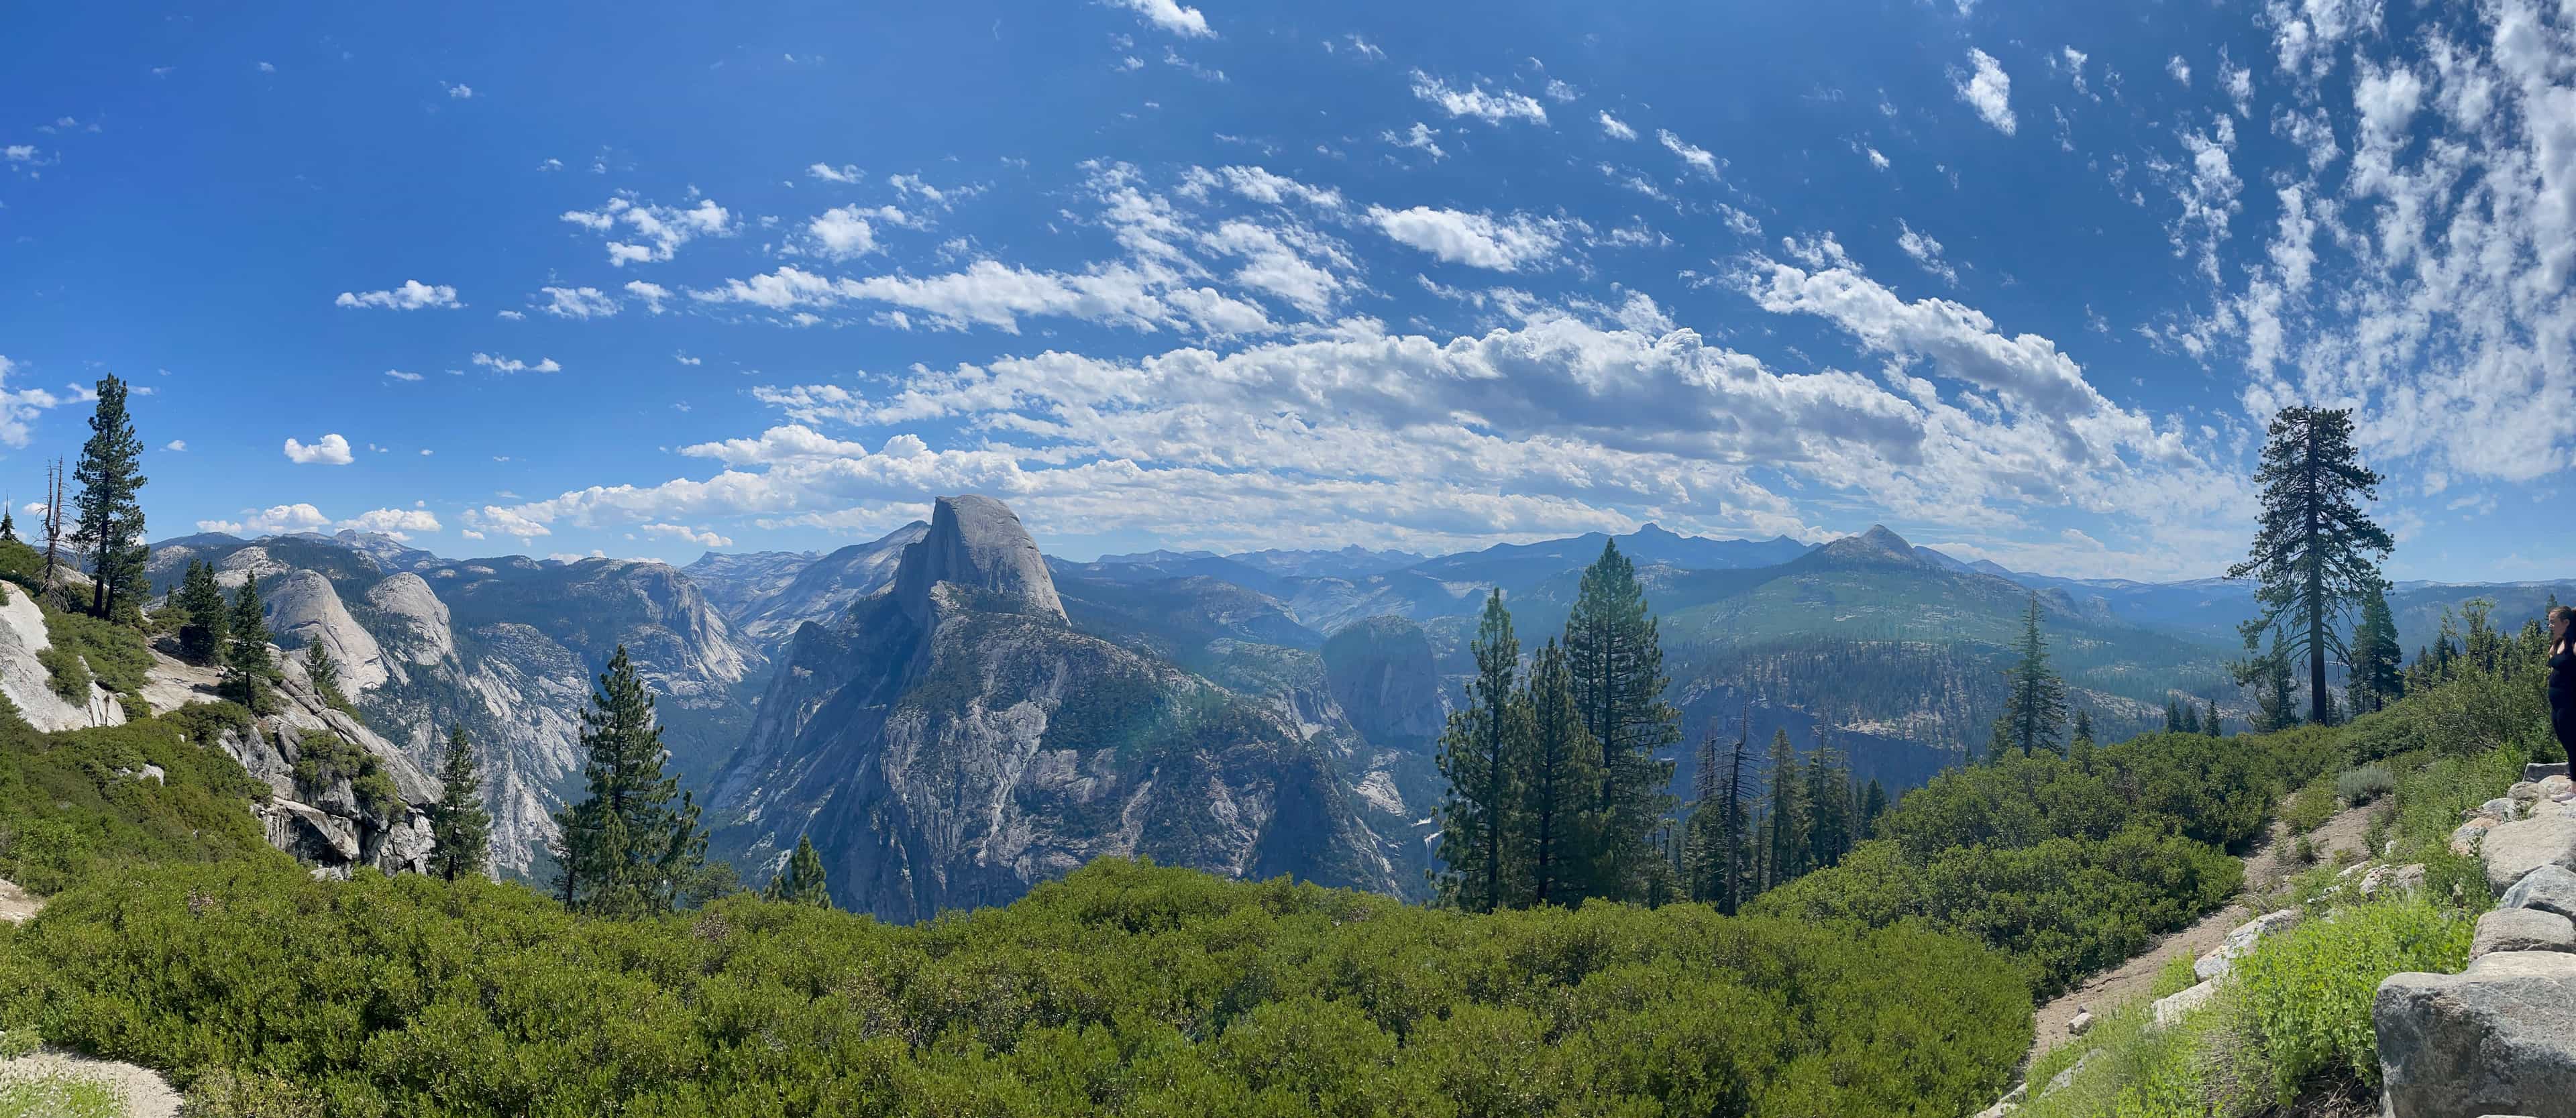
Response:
[2068,1010,2095,1036]
[0,583,129,732]
[2375,951,2576,1118]
[2510,782,2545,804]
[2500,866,2576,919]
[2041,1050,2102,1097]
[892,495,1066,627]
[2478,797,2524,822]
[2544,775,2576,798]
[2154,979,2218,1028]
[364,573,455,667]
[2364,862,2429,899]
[2481,815,2576,896]
[2196,907,2302,982]
[264,569,391,691]
[2473,908,2576,959]
[262,799,360,864]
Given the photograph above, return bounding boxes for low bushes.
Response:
[2334,763,2396,805]
[0,706,277,894]
[0,858,2034,1118]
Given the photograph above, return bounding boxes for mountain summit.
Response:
[1804,524,1931,569]
[892,494,1065,626]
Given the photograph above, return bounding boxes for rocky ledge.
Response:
[2373,762,2576,1118]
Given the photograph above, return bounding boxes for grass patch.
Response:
[0,1072,123,1118]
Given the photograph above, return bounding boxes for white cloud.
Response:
[339,508,442,539]
[384,370,424,382]
[444,82,474,99]
[559,196,736,266]
[1896,220,1959,285]
[1952,48,2017,135]
[808,163,862,184]
[539,286,620,319]
[1368,206,1566,271]
[1409,70,1549,125]
[1544,78,1578,103]
[283,434,354,465]
[1101,0,1211,38]
[256,62,274,73]
[626,281,674,313]
[164,440,185,451]
[1658,129,1721,178]
[334,280,461,310]
[471,353,561,374]
[496,310,526,321]
[2165,54,2192,86]
[200,503,329,536]
[2,146,38,164]
[680,424,875,465]
[674,351,702,366]
[639,522,735,548]
[1597,111,1637,141]
[808,205,880,259]
[0,355,76,448]
[1381,123,1446,161]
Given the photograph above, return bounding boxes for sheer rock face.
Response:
[712,494,1393,922]
[0,584,129,732]
[710,524,926,649]
[266,569,392,691]
[892,496,1065,627]
[366,573,455,667]
[1322,616,1447,746]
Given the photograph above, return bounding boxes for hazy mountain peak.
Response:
[893,495,1065,625]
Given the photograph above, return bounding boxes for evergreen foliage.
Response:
[428,726,490,882]
[2348,583,2404,714]
[301,642,347,712]
[221,581,274,716]
[2072,708,2094,747]
[761,834,831,907]
[1992,593,2070,756]
[1682,712,1754,913]
[2237,626,2302,734]
[67,375,147,621]
[549,646,708,919]
[1562,541,1678,902]
[1513,638,1597,907]
[1759,728,1803,888]
[1431,590,1526,913]
[2226,406,2395,724]
[173,559,229,665]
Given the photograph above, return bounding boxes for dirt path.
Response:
[0,881,185,1116]
[0,879,40,925]
[2025,798,2376,1060]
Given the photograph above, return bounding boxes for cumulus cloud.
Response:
[1598,111,1638,141]
[1101,0,1210,38]
[1409,70,1548,125]
[472,353,561,374]
[1657,129,1721,177]
[283,434,354,465]
[559,196,735,266]
[625,281,674,313]
[334,280,461,310]
[384,370,424,382]
[1368,206,1567,270]
[1896,220,1959,284]
[199,504,330,537]
[1952,48,2017,135]
[640,522,735,548]
[808,205,880,259]
[539,286,620,319]
[340,508,443,539]
[0,355,78,448]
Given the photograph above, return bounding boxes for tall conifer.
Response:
[1995,594,2069,756]
[764,835,831,907]
[70,375,147,619]
[1563,541,1678,901]
[223,581,274,714]
[1514,638,1597,907]
[2226,406,2394,724]
[549,647,708,919]
[429,726,492,882]
[1432,590,1529,913]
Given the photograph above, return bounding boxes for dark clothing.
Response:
[2553,649,2576,756]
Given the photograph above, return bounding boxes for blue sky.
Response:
[1,0,2567,580]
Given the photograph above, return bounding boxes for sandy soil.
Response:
[2025,797,2377,1060]
[0,878,42,925]
[0,1050,184,1118]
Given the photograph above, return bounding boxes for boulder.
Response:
[2472,907,2576,959]
[2154,979,2218,1028]
[2375,950,2576,1118]
[2364,862,2429,900]
[2196,907,2302,982]
[2529,762,2572,783]
[2477,797,2523,822]
[2545,775,2576,798]
[2511,781,2546,804]
[2068,1010,2095,1036]
[2500,866,2576,919]
[2481,815,2576,896]
[2456,818,2500,856]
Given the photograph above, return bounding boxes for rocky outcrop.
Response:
[265,569,391,691]
[366,573,455,666]
[692,529,925,649]
[2194,907,2301,983]
[0,583,128,732]
[2375,771,2576,1117]
[711,495,1395,921]
[1322,616,1446,746]
[890,496,1063,626]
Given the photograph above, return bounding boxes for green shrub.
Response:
[0,708,279,894]
[2149,952,2200,999]
[33,648,87,701]
[2231,899,2473,1102]
[2335,763,2396,805]
[287,732,405,819]
[2283,777,2337,835]
[33,603,152,696]
[0,858,2033,1118]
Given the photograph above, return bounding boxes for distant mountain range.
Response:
[153,513,2576,917]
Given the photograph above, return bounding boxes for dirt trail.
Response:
[0,879,40,925]
[2025,799,2376,1060]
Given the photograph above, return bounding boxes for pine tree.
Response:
[2071,708,2095,748]
[763,835,831,907]
[223,581,274,714]
[1,497,17,545]
[428,726,491,882]
[1562,541,1678,902]
[2237,626,2302,734]
[2164,697,2184,734]
[1432,590,1529,913]
[2204,699,2223,736]
[2226,406,2395,724]
[1682,708,1752,912]
[305,641,344,705]
[69,375,148,620]
[1856,779,1889,840]
[1760,728,1805,889]
[1994,594,2069,755]
[549,646,708,919]
[1801,732,1854,871]
[2349,583,2404,714]
[175,559,230,665]
[1515,638,1598,907]
[2180,702,2202,735]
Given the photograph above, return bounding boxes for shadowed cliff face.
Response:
[710,494,1394,922]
